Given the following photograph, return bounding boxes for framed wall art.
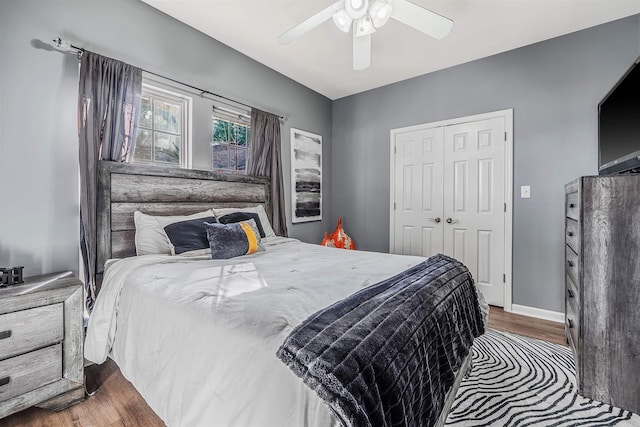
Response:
[290,128,322,223]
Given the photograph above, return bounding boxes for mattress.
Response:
[85,237,438,426]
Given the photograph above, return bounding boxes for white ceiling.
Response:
[140,0,640,100]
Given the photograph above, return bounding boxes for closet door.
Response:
[392,127,444,257]
[443,117,506,306]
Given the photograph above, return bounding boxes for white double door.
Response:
[392,116,507,306]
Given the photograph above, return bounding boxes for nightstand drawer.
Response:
[0,304,64,360]
[0,344,62,402]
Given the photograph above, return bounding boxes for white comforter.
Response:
[85,238,427,427]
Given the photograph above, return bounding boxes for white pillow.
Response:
[133,210,213,255]
[212,205,276,238]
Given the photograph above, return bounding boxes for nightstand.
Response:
[0,272,85,419]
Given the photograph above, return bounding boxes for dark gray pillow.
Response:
[218,212,266,238]
[164,216,217,255]
[205,219,265,259]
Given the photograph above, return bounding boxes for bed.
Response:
[85,161,486,427]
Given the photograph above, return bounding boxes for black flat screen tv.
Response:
[598,58,640,175]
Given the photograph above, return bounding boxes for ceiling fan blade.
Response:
[278,0,345,45]
[391,0,453,40]
[353,31,371,70]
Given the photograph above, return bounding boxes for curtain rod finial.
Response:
[53,36,71,51]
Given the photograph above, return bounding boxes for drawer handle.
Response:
[567,319,574,329]
[567,231,574,237]
[567,289,574,298]
[569,203,575,208]
[0,330,11,340]
[0,377,9,387]
[567,260,574,267]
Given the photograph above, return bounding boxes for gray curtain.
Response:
[249,109,288,237]
[78,52,142,311]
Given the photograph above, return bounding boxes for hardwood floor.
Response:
[2,361,165,427]
[3,306,566,426]
[488,306,567,347]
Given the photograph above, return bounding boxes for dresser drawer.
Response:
[566,314,579,347]
[565,288,579,346]
[565,245,580,285]
[0,344,62,402]
[566,273,580,307]
[0,304,64,360]
[566,317,580,389]
[566,191,580,221]
[565,218,580,254]
[566,285,580,327]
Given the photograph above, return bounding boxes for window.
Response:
[212,113,251,174]
[133,84,191,168]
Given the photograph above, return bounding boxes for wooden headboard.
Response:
[96,161,271,277]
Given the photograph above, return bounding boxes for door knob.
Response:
[446,218,459,224]
[429,217,441,223]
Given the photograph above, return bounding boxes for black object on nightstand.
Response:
[0,271,85,419]
[0,267,24,287]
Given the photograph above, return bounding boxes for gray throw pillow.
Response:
[205,219,265,259]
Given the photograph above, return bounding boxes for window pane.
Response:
[230,123,238,144]
[211,116,250,174]
[237,124,247,146]
[237,147,247,173]
[212,143,229,169]
[154,100,181,134]
[213,118,229,142]
[133,129,153,162]
[154,132,180,164]
[140,97,152,128]
[229,145,237,169]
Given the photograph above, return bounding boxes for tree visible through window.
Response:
[133,85,190,167]
[212,116,251,174]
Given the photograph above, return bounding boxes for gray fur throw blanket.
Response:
[276,254,484,427]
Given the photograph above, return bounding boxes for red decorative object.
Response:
[320,232,335,247]
[320,218,355,250]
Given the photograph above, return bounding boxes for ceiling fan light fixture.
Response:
[332,9,353,33]
[369,0,392,28]
[345,0,369,19]
[355,16,376,37]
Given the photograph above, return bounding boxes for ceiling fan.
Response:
[277,0,454,70]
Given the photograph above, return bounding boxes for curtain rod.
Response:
[53,37,287,122]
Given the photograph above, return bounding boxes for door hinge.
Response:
[504,132,507,141]
[394,144,397,154]
[394,202,396,210]
[503,274,506,283]
[504,203,507,212]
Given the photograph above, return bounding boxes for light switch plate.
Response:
[521,185,531,198]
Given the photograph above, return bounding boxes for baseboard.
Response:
[510,304,564,323]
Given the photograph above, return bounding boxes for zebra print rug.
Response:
[446,329,640,426]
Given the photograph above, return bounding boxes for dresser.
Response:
[565,175,640,414]
[0,272,84,419]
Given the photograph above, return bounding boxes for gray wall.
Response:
[0,0,332,278]
[331,15,640,313]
